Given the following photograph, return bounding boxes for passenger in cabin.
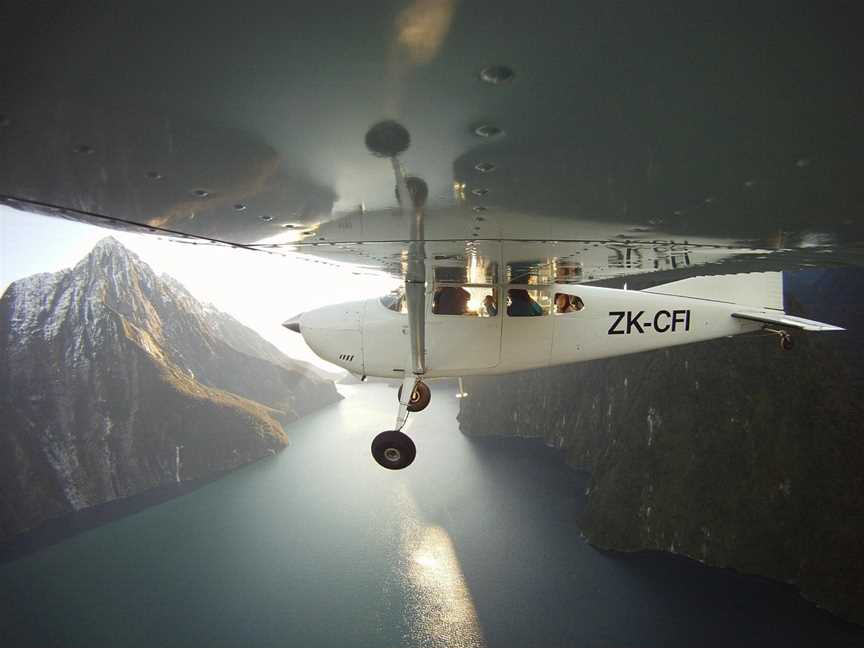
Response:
[508,289,544,316]
[555,293,585,314]
[555,293,585,313]
[555,293,574,313]
[434,286,471,315]
[483,294,498,316]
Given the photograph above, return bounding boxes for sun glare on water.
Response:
[389,485,486,648]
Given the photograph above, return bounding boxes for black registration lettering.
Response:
[654,310,671,332]
[608,311,626,335]
[611,309,690,335]
[626,310,645,334]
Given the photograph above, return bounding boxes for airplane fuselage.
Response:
[296,284,764,379]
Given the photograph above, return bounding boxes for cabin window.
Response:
[554,293,584,314]
[506,288,551,317]
[432,286,498,317]
[506,261,554,285]
[380,288,407,313]
[433,261,498,285]
[555,261,583,283]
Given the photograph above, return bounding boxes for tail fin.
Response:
[643,271,784,311]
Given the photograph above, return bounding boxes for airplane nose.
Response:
[282,313,302,333]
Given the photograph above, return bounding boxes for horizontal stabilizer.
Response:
[731,311,845,332]
[645,272,784,311]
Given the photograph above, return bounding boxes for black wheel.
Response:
[398,382,431,412]
[395,175,429,208]
[365,120,410,158]
[780,332,794,351]
[371,430,416,470]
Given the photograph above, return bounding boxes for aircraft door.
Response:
[501,286,554,370]
[551,285,589,365]
[427,284,501,372]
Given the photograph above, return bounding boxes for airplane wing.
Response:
[731,312,845,332]
[1,1,862,279]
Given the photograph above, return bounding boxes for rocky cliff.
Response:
[0,237,341,541]
[458,269,863,625]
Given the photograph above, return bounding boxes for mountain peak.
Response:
[91,236,132,257]
[94,235,123,248]
[79,236,146,276]
[0,236,341,542]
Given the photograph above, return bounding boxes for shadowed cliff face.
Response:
[0,238,341,541]
[458,269,864,625]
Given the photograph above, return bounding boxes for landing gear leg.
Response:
[367,121,429,471]
[766,327,794,351]
[456,377,468,399]
[371,375,423,470]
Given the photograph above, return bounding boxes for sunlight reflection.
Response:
[395,485,486,648]
[385,0,457,114]
[412,553,439,569]
[395,0,456,65]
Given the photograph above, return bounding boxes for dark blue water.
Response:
[1,383,861,647]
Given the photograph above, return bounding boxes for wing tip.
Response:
[732,311,846,332]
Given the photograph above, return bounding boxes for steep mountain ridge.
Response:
[0,238,340,540]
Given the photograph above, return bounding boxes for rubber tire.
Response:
[397,382,431,412]
[395,176,429,208]
[780,333,794,351]
[371,430,416,470]
[365,120,410,158]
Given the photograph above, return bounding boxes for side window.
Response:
[555,262,583,283]
[432,286,498,317]
[380,289,407,313]
[554,293,585,314]
[507,288,551,317]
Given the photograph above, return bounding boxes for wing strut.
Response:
[390,153,429,430]
[365,120,430,435]
[393,157,428,377]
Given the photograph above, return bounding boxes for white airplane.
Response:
[280,125,844,469]
[0,4,855,470]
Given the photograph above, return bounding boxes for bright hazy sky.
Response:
[0,206,398,371]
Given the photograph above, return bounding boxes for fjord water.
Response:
[1,383,860,647]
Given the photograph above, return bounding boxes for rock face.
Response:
[458,269,864,625]
[0,238,341,541]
